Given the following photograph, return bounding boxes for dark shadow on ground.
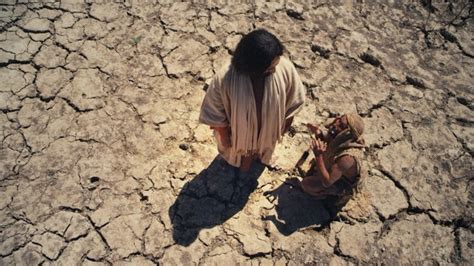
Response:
[263,177,349,236]
[169,156,265,246]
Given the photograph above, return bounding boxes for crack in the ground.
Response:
[0,1,472,263]
[59,96,95,113]
[0,239,31,258]
[378,169,412,206]
[333,235,359,264]
[85,215,112,252]
[117,97,146,124]
[448,126,474,156]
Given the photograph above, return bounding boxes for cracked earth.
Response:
[0,0,473,265]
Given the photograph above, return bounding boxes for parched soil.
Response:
[0,1,473,265]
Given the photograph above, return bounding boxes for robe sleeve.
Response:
[199,73,229,127]
[285,60,306,118]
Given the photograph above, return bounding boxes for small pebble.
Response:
[179,143,189,150]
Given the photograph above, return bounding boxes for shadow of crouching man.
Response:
[262,174,353,236]
[168,156,265,246]
[262,178,333,236]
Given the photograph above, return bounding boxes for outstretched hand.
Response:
[306,123,322,138]
[311,138,327,157]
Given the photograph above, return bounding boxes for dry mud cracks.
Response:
[0,0,473,265]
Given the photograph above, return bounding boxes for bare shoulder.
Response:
[335,155,356,171]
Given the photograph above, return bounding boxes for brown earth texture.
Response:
[0,0,473,265]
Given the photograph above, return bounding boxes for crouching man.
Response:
[300,113,366,201]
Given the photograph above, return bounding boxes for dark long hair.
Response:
[231,29,284,76]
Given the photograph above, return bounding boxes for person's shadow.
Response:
[262,177,351,236]
[169,156,265,246]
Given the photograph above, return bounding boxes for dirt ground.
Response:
[0,0,473,265]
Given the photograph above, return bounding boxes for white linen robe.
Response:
[199,56,305,167]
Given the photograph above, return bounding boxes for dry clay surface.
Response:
[0,0,473,265]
